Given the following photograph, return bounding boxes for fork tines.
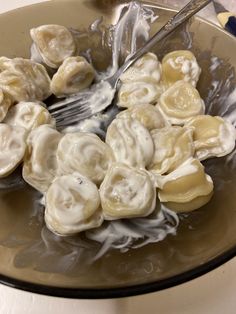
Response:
[48,94,92,129]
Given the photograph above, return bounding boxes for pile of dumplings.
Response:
[0,24,235,237]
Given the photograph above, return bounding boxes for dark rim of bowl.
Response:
[0,245,236,298]
[0,5,236,298]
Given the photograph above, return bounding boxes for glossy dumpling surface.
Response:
[106,117,154,168]
[149,126,194,174]
[51,56,95,97]
[0,57,51,102]
[117,103,169,131]
[4,101,54,132]
[45,173,102,235]
[120,52,162,84]
[57,132,114,185]
[0,89,12,122]
[23,125,62,193]
[185,115,236,160]
[162,50,201,87]
[158,158,213,212]
[0,124,27,178]
[30,24,76,68]
[158,81,205,125]
[117,81,160,108]
[100,163,156,220]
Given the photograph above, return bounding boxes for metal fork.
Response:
[48,0,211,129]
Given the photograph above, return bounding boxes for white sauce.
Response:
[197,119,236,160]
[56,132,114,184]
[45,173,103,235]
[118,81,159,108]
[86,205,178,260]
[106,117,154,168]
[107,1,157,78]
[22,124,62,193]
[64,117,101,134]
[0,124,27,178]
[155,158,199,189]
[30,43,44,64]
[3,0,232,261]
[167,56,201,86]
[88,81,115,114]
[100,163,156,219]
[210,56,222,72]
[30,25,76,69]
[223,88,236,127]
[120,53,162,83]
[4,101,54,132]
[60,1,158,134]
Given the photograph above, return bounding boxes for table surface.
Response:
[0,1,236,313]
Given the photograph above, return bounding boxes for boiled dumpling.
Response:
[117,103,169,131]
[100,163,156,220]
[158,158,213,212]
[51,56,95,97]
[106,117,154,168]
[4,101,55,132]
[149,126,194,175]
[158,81,205,125]
[0,124,27,178]
[162,50,201,87]
[120,52,162,84]
[23,125,62,193]
[0,89,12,122]
[117,81,161,108]
[0,57,51,102]
[185,115,236,160]
[45,173,102,235]
[57,132,114,185]
[30,24,76,68]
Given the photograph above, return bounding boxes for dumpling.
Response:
[120,52,162,84]
[158,81,205,125]
[117,81,161,108]
[161,50,201,87]
[4,101,55,132]
[0,89,12,122]
[51,56,95,97]
[30,24,76,68]
[57,132,114,185]
[23,125,62,193]
[0,57,51,102]
[106,117,154,168]
[158,158,213,213]
[45,173,102,236]
[185,115,236,160]
[117,103,169,131]
[0,124,27,178]
[100,163,156,220]
[149,126,194,175]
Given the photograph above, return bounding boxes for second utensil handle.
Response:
[225,16,236,36]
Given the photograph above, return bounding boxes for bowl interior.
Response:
[0,0,236,297]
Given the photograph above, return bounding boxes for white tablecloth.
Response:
[0,1,236,313]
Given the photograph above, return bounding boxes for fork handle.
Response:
[112,0,211,82]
